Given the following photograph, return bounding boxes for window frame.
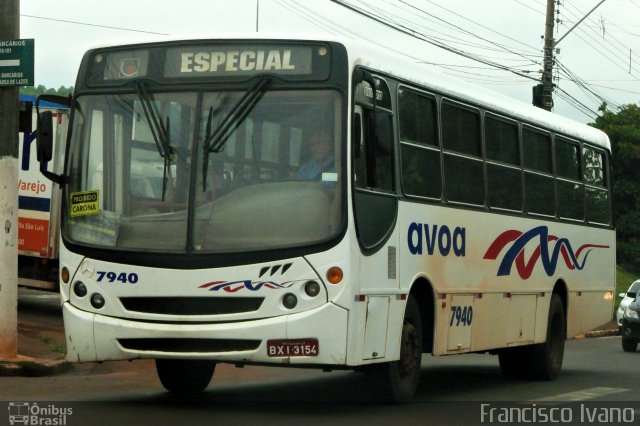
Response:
[397,85,442,201]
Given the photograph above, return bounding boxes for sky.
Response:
[18,0,640,124]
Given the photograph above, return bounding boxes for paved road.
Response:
[2,289,638,425]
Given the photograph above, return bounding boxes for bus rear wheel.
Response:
[366,295,422,402]
[155,359,216,394]
[499,294,565,380]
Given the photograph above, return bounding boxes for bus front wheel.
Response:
[366,295,423,402]
[156,359,216,393]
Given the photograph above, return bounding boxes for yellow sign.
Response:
[70,190,100,217]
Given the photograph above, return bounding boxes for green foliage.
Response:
[591,103,640,266]
[20,84,73,97]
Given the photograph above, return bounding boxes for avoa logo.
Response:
[408,223,466,257]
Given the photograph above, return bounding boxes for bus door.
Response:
[352,74,400,360]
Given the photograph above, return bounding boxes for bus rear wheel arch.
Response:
[499,293,566,380]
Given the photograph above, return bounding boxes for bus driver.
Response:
[297,131,334,180]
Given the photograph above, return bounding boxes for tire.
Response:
[156,359,216,394]
[366,295,423,402]
[622,337,638,352]
[499,294,565,380]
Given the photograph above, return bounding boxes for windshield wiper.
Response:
[202,76,270,191]
[135,80,175,200]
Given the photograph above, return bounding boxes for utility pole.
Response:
[0,0,19,359]
[540,0,556,111]
[535,0,608,111]
[256,0,260,32]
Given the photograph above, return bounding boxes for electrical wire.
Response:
[329,0,540,82]
[21,14,169,35]
[381,0,542,65]
[418,0,542,53]
[554,86,599,119]
[561,0,640,74]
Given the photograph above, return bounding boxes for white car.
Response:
[617,280,640,327]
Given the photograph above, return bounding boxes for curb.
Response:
[0,359,71,377]
[574,329,620,339]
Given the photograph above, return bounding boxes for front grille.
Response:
[118,338,261,353]
[119,297,263,315]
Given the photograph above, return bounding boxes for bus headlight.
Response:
[282,293,297,309]
[73,281,88,297]
[304,280,321,297]
[91,293,106,309]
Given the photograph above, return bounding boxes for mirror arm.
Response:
[39,163,68,186]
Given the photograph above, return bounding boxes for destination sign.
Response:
[165,45,314,78]
[87,42,332,86]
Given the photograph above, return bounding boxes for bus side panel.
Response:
[17,110,67,258]
[17,110,67,290]
[398,201,614,356]
[567,291,613,337]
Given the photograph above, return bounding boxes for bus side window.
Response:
[354,109,394,192]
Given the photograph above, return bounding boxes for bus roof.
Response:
[87,32,610,151]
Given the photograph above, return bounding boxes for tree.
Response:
[591,103,640,267]
[20,85,73,97]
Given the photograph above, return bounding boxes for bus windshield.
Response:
[64,88,343,253]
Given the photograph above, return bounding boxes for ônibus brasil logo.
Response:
[483,226,609,280]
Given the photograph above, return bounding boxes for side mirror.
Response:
[37,110,54,163]
[619,293,626,299]
[35,109,67,185]
[34,94,70,185]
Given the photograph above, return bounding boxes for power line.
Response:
[329,0,540,82]
[374,2,535,56]
[587,83,640,95]
[554,86,599,119]
[561,0,640,72]
[513,0,545,16]
[387,0,541,66]
[555,60,621,116]
[21,14,169,35]
[418,0,542,53]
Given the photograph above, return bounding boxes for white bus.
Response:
[18,95,68,291]
[37,34,614,401]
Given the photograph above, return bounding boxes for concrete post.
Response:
[0,0,20,359]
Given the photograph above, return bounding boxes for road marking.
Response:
[532,387,630,402]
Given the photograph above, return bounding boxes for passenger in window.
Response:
[298,131,334,180]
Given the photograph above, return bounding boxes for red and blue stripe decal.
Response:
[483,226,609,279]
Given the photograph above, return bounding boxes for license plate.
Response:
[267,338,319,357]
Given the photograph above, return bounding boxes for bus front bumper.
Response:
[62,301,348,365]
